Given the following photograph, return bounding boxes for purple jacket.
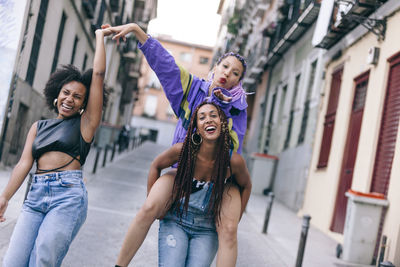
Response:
[139,37,247,153]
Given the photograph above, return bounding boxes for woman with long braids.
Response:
[0,27,112,266]
[103,23,250,266]
[136,101,250,266]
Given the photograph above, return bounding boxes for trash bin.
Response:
[342,189,389,264]
[248,153,278,195]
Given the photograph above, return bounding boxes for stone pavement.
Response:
[0,141,370,266]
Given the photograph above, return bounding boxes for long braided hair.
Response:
[171,101,232,221]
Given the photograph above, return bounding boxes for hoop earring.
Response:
[191,132,202,146]
[79,108,84,115]
[53,98,58,107]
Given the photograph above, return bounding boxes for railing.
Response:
[268,0,316,54]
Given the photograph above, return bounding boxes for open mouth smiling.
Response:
[205,126,217,134]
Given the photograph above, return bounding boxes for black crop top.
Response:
[32,116,92,166]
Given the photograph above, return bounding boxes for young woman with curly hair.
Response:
[0,28,112,266]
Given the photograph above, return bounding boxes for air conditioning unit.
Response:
[367,47,380,65]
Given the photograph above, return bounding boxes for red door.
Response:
[371,53,400,195]
[370,52,400,257]
[330,71,369,233]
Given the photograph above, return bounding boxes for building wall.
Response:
[301,8,400,262]
[254,25,325,211]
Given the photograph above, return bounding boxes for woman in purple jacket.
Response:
[104,23,250,267]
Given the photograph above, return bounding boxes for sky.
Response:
[147,0,222,47]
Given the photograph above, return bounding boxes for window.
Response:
[317,67,343,168]
[180,52,192,62]
[298,60,317,144]
[70,36,79,65]
[96,0,106,28]
[199,56,209,65]
[51,12,67,73]
[82,53,88,71]
[284,74,301,149]
[144,95,157,117]
[26,0,49,85]
[277,85,287,123]
[166,104,175,118]
[10,103,29,154]
[263,91,277,153]
[147,71,161,89]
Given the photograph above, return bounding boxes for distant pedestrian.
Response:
[0,28,112,266]
[103,23,250,267]
[118,101,251,266]
[118,125,130,152]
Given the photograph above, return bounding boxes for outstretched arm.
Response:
[0,123,37,222]
[103,23,194,118]
[230,153,252,217]
[147,143,182,194]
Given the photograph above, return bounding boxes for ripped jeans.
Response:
[158,181,218,267]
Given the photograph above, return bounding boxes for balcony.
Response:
[314,0,387,49]
[265,0,321,67]
[243,36,269,87]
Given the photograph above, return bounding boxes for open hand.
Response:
[214,89,232,102]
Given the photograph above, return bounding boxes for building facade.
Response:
[0,0,157,166]
[301,0,400,264]
[215,0,324,212]
[131,36,213,146]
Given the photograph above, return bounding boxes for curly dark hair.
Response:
[43,64,108,113]
[171,101,232,222]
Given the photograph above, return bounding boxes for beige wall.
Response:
[301,9,400,263]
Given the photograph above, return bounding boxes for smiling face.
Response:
[56,81,87,119]
[196,104,222,142]
[211,56,244,90]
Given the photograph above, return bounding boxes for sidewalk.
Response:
[0,142,364,266]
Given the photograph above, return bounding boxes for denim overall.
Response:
[158,179,218,267]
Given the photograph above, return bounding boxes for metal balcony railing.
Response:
[266,0,321,67]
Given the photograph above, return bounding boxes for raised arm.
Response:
[230,153,252,217]
[81,29,111,141]
[147,143,182,194]
[0,122,37,222]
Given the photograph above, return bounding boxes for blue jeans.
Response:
[3,170,88,267]
[158,181,218,267]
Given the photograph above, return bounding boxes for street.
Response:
[1,142,343,266]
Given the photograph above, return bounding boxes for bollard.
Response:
[262,192,275,234]
[381,261,395,267]
[102,145,109,167]
[92,146,101,174]
[111,142,117,162]
[23,173,33,201]
[132,137,136,150]
[295,214,311,267]
[378,235,387,267]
